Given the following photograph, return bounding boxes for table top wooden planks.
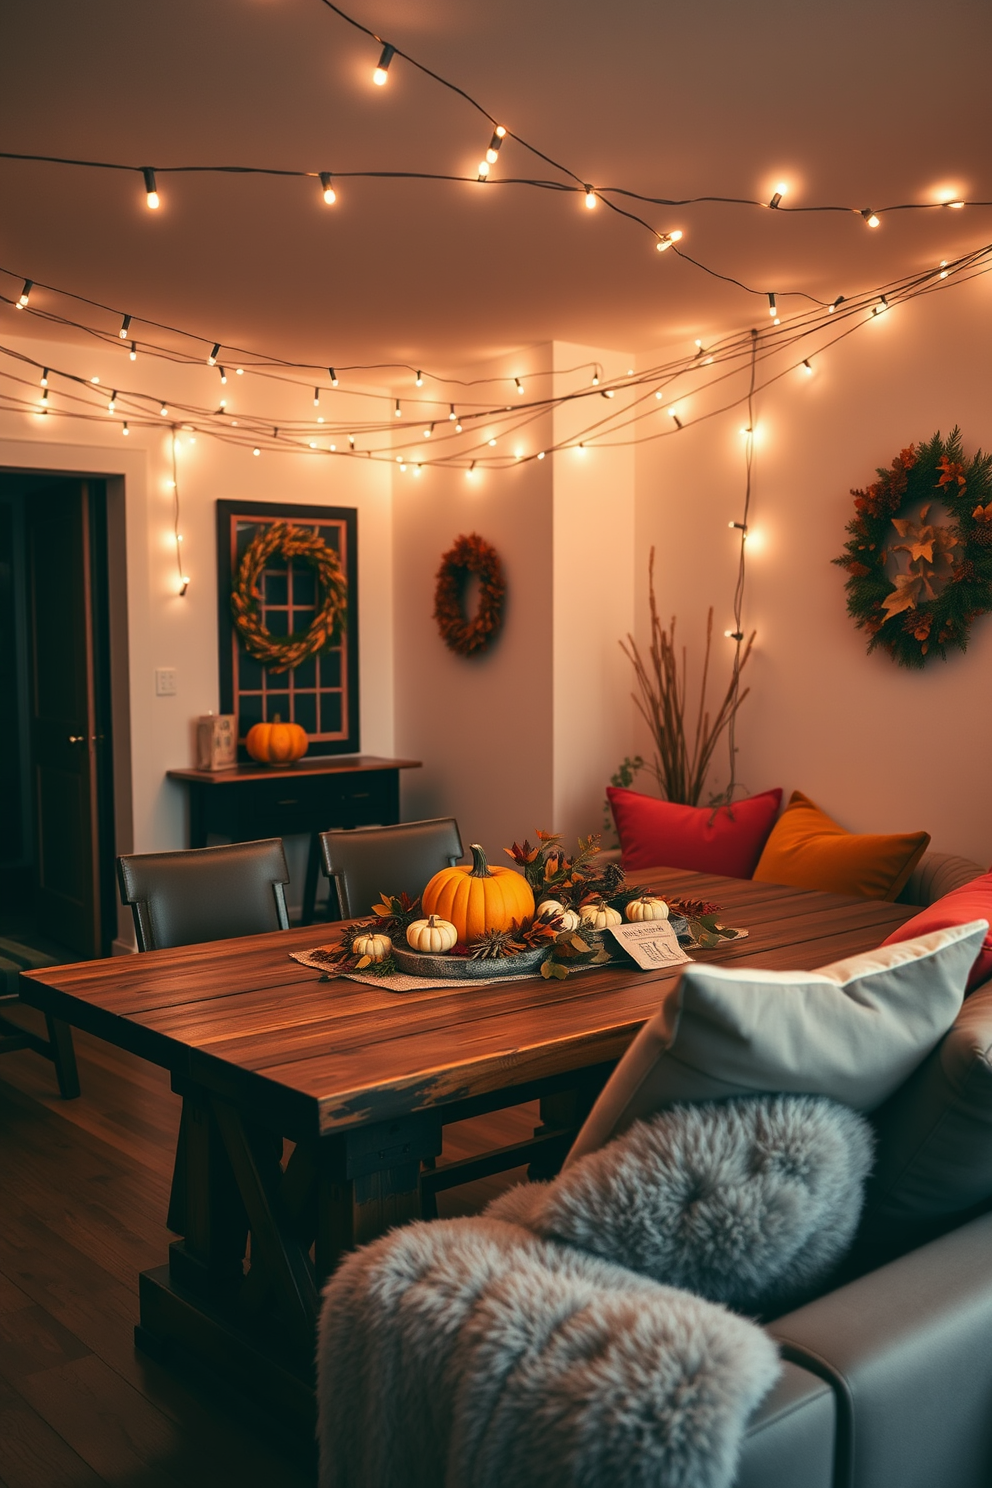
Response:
[20,869,916,1138]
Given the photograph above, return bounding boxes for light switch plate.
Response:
[155,667,178,697]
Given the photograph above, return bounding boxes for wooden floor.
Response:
[0,1004,534,1487]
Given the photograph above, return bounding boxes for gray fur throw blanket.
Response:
[318,1216,779,1488]
[488,1095,874,1316]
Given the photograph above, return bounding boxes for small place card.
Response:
[607,920,693,971]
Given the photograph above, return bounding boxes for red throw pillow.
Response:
[607,786,783,878]
[882,872,992,991]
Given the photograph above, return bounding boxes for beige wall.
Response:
[634,278,992,865]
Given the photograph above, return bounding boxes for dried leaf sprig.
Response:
[504,831,626,910]
[310,921,397,978]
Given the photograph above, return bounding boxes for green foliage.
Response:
[833,428,992,668]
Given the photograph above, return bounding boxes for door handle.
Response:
[68,735,85,744]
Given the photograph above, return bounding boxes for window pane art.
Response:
[216,500,359,758]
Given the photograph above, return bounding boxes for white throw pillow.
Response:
[567,921,988,1166]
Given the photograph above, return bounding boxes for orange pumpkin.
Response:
[245,714,309,767]
[422,843,535,942]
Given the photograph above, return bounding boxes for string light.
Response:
[537,450,545,459]
[208,343,220,365]
[768,182,787,209]
[252,446,260,456]
[108,391,116,412]
[235,367,244,376]
[91,375,100,384]
[591,371,600,386]
[455,420,463,432]
[873,294,889,315]
[40,368,48,387]
[828,296,845,313]
[514,377,524,394]
[601,388,615,398]
[122,421,129,435]
[219,367,227,384]
[348,435,355,448]
[415,370,423,386]
[119,314,131,339]
[767,293,777,317]
[143,168,159,209]
[319,172,336,205]
[17,279,32,308]
[477,159,490,181]
[394,399,402,417]
[329,367,338,386]
[372,43,395,85]
[449,404,456,420]
[947,200,965,210]
[802,358,813,374]
[655,230,683,252]
[668,408,683,429]
[129,341,137,360]
[314,387,320,407]
[861,208,880,228]
[466,460,476,478]
[159,401,168,416]
[486,126,506,164]
[40,386,49,408]
[423,422,433,437]
[584,187,597,210]
[488,436,497,446]
[940,260,949,278]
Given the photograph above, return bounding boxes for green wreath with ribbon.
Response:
[231,520,347,674]
[833,428,992,668]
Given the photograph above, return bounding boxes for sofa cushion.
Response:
[488,1095,874,1316]
[753,790,929,900]
[855,978,992,1264]
[882,873,992,991]
[607,785,782,877]
[567,922,987,1164]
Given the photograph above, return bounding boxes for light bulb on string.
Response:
[668,408,683,430]
[455,420,463,433]
[394,399,402,417]
[40,369,48,387]
[488,437,497,447]
[314,388,320,407]
[873,295,889,315]
[601,389,615,399]
[584,186,597,209]
[466,461,476,479]
[122,422,129,436]
[348,435,355,449]
[424,423,433,437]
[143,168,159,209]
[448,404,456,420]
[768,182,788,208]
[108,392,117,413]
[91,376,100,384]
[861,208,880,227]
[252,447,260,457]
[235,367,244,376]
[40,387,49,408]
[373,43,395,85]
[939,260,949,279]
[591,370,600,386]
[828,296,845,313]
[486,125,506,164]
[477,159,490,181]
[329,368,338,386]
[655,230,683,252]
[415,370,423,386]
[159,402,168,416]
[129,341,137,360]
[319,172,336,205]
[514,377,524,394]
[219,367,227,384]
[17,280,32,308]
[768,292,777,317]
[947,199,965,210]
[413,464,422,478]
[208,344,220,366]
[119,314,131,339]
[537,450,546,460]
[802,359,813,375]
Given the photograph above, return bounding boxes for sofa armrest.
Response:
[769,1211,992,1488]
[733,1360,835,1488]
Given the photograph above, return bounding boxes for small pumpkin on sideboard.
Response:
[245,715,309,767]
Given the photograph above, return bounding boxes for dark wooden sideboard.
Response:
[166,755,422,922]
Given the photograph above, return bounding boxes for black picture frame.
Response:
[216,499,359,759]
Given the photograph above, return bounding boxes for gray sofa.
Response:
[735,850,992,1488]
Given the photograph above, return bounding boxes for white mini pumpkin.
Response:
[625,896,670,923]
[352,931,392,961]
[537,899,581,932]
[579,902,622,930]
[406,915,458,954]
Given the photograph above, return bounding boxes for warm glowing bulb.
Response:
[373,43,395,85]
[939,260,949,278]
[17,279,32,307]
[309,440,317,449]
[415,371,423,386]
[235,367,244,376]
[584,188,596,209]
[802,359,813,374]
[40,369,48,387]
[394,399,402,417]
[514,377,524,394]
[768,293,777,316]
[159,403,168,416]
[319,172,336,204]
[91,376,100,384]
[948,200,965,209]
[488,437,497,447]
[477,159,490,178]
[861,208,880,227]
[449,404,456,420]
[122,422,129,435]
[329,368,338,386]
[314,389,320,407]
[424,424,433,437]
[455,421,463,433]
[119,315,131,339]
[591,373,600,386]
[143,167,160,209]
[208,343,220,366]
[486,148,498,164]
[252,447,260,456]
[129,341,137,360]
[466,461,476,479]
[108,393,116,412]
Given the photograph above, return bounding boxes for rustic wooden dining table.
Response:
[19,867,915,1437]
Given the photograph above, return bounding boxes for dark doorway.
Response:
[0,475,117,959]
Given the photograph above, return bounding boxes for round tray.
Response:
[392,943,548,979]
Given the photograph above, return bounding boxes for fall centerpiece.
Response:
[301,830,743,985]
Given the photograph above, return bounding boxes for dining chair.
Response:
[319,817,463,919]
[117,837,291,1237]
[117,837,290,951]
[0,945,80,1098]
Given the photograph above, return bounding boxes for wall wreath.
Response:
[433,532,506,656]
[230,519,348,673]
[833,428,992,668]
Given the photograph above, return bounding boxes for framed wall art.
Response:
[216,500,359,758]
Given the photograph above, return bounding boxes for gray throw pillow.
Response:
[488,1094,874,1316]
[567,922,986,1165]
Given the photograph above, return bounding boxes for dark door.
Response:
[26,482,105,956]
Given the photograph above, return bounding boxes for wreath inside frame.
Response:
[230,520,348,674]
[833,428,992,668]
[433,532,506,656]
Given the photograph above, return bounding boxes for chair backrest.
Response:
[319,818,463,918]
[117,838,290,951]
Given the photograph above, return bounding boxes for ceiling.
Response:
[1,0,990,378]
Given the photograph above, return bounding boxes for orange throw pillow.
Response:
[753,791,930,900]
